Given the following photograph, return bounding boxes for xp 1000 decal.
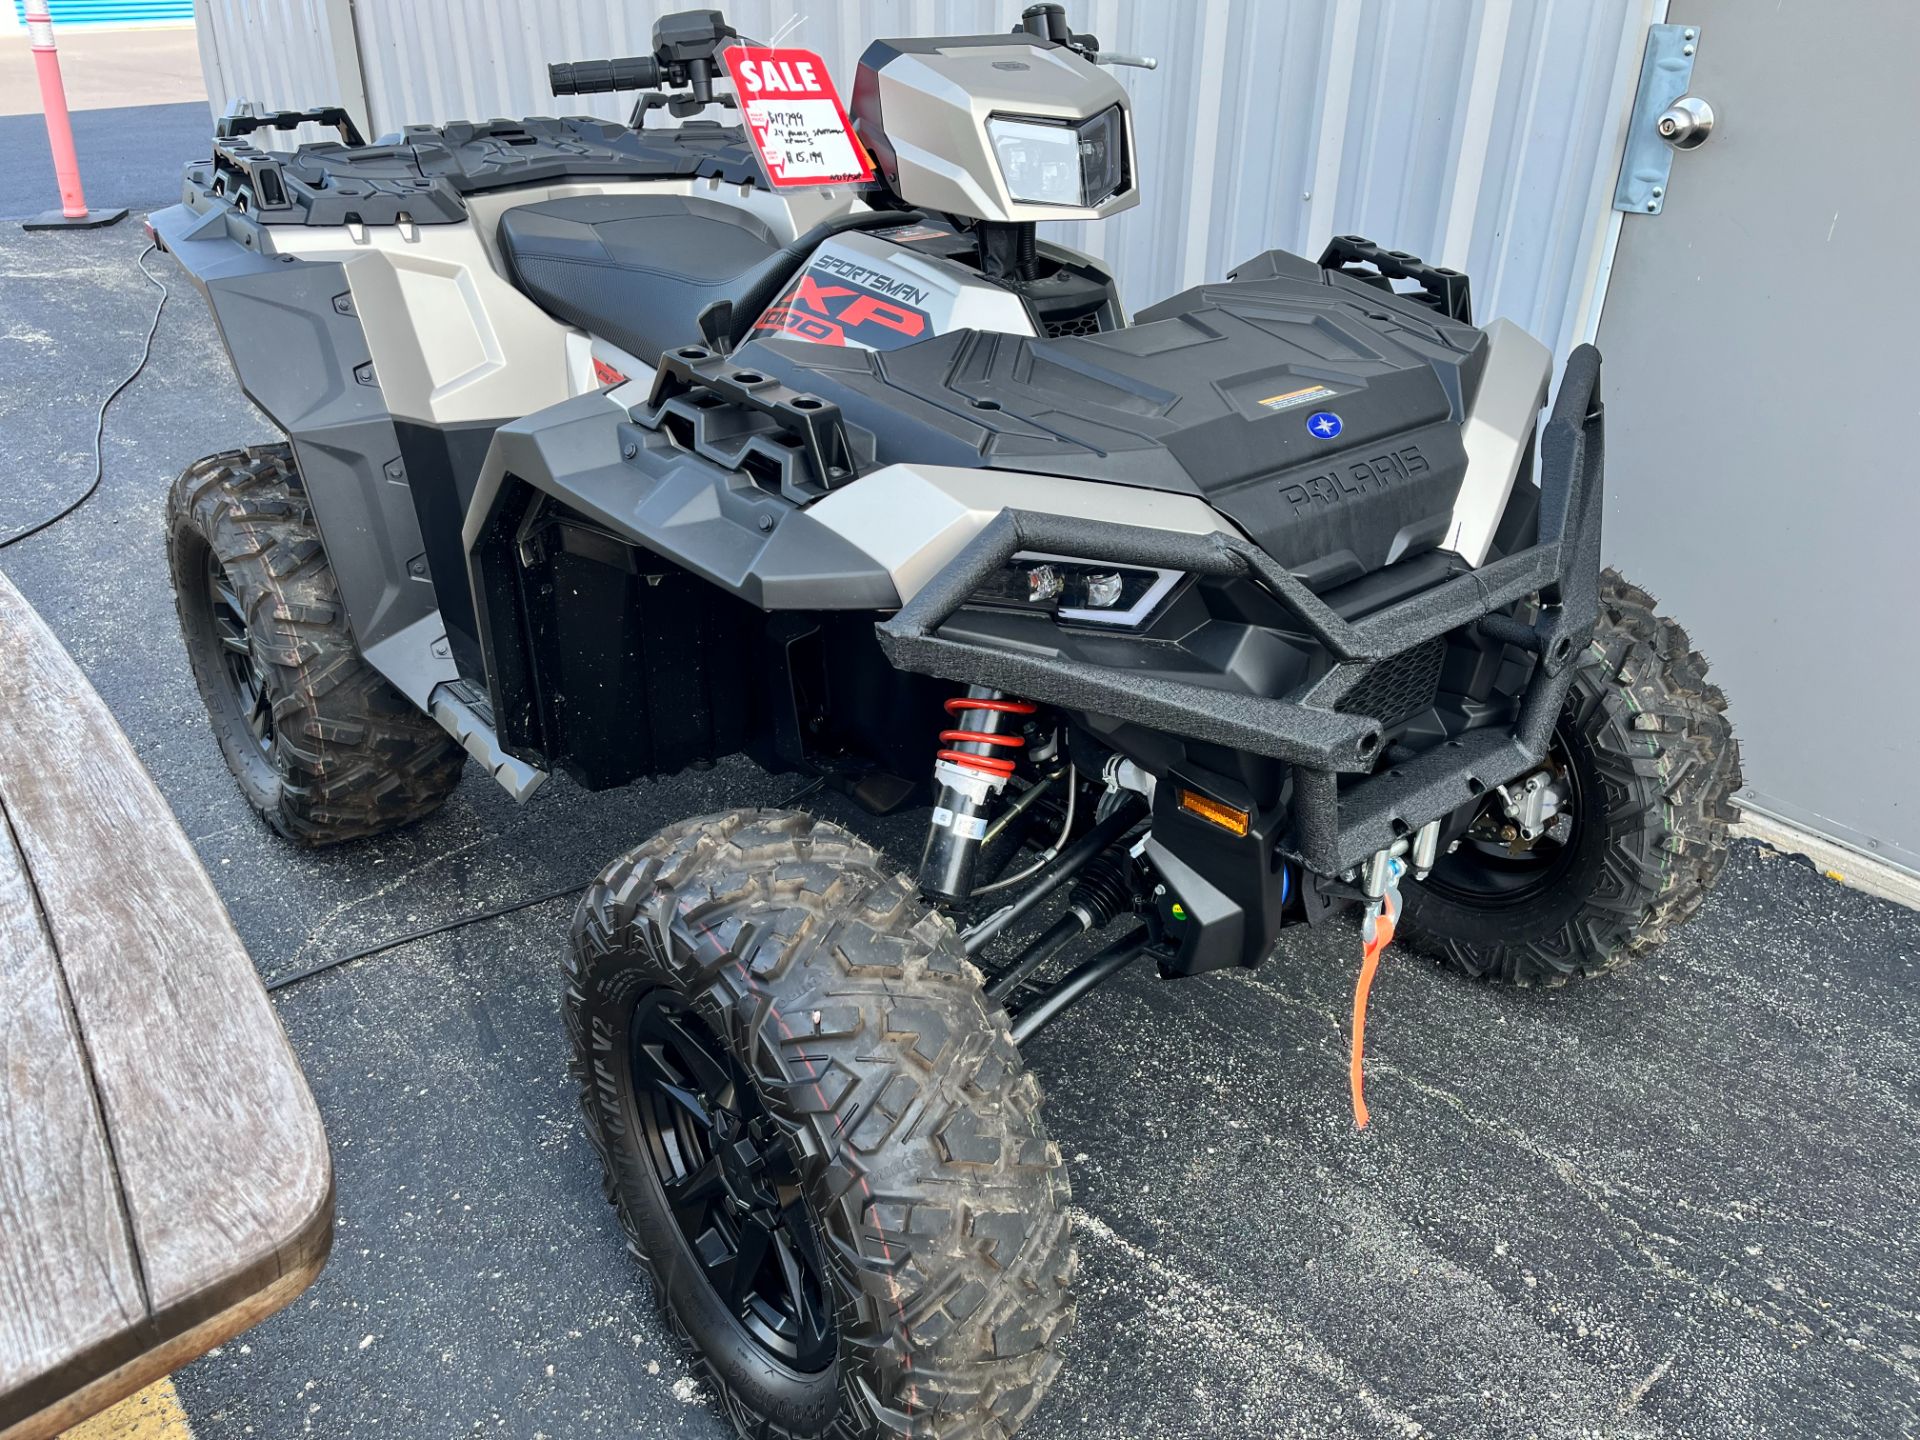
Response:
[751,251,932,350]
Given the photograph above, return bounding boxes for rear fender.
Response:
[152,201,449,704]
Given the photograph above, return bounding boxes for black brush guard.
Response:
[877,345,1605,878]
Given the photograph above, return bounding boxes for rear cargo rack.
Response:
[216,106,368,147]
[878,345,1605,876]
[207,108,369,222]
[185,116,766,229]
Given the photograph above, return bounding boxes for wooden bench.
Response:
[0,570,332,1440]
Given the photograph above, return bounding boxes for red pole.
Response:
[27,0,89,219]
[21,0,127,231]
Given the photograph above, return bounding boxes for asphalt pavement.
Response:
[2,218,1916,1440]
[0,101,210,220]
[1,25,208,223]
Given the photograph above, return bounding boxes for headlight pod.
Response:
[968,553,1183,628]
[987,105,1126,208]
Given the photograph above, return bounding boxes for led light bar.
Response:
[967,552,1185,628]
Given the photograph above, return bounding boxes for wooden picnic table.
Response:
[0,570,332,1440]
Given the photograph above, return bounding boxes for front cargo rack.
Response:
[1316,235,1474,326]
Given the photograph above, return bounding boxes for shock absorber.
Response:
[917,686,1036,903]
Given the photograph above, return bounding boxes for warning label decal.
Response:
[1258,383,1341,413]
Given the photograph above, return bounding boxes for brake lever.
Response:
[1016,8,1157,70]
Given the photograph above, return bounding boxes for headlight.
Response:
[987,105,1127,208]
[968,553,1182,627]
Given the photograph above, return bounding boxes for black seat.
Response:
[496,194,917,366]
[497,194,780,365]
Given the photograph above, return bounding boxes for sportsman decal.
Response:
[750,263,932,351]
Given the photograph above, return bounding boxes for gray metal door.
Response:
[1597,0,1920,874]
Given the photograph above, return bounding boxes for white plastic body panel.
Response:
[562,332,654,403]
[805,463,1242,604]
[1447,318,1552,566]
[262,178,855,426]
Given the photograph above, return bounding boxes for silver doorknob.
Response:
[1656,95,1714,149]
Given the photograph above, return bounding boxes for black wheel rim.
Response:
[204,550,274,756]
[630,992,836,1373]
[1420,723,1588,910]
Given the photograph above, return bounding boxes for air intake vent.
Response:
[1043,312,1103,339]
[1337,637,1445,727]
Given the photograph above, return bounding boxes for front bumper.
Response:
[877,345,1606,878]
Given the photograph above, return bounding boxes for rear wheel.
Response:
[166,445,464,845]
[1398,569,1741,987]
[567,809,1075,1439]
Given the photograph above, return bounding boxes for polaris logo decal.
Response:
[1306,411,1344,439]
[1279,445,1430,517]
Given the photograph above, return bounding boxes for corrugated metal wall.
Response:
[193,0,367,150]
[196,0,1654,356]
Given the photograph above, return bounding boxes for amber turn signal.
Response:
[1177,787,1250,837]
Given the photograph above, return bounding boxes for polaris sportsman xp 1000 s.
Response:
[152,6,1740,1435]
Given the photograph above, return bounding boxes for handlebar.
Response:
[1017,5,1157,72]
[554,7,1148,113]
[550,9,736,105]
[548,56,662,95]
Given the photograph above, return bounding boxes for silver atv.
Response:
[151,5,1739,1436]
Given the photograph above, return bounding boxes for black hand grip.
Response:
[548,55,661,96]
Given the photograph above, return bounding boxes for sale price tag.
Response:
[722,46,874,189]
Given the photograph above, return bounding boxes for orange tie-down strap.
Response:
[1349,889,1400,1130]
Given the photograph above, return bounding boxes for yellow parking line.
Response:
[60,1379,195,1439]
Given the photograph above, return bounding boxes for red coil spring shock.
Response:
[919,689,1039,903]
[938,694,1037,778]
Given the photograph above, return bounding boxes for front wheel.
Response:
[1398,569,1741,987]
[566,810,1075,1439]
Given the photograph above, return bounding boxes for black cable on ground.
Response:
[268,776,826,994]
[266,778,834,994]
[0,243,168,551]
[774,775,827,809]
[266,881,588,993]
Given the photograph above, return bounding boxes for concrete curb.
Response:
[1735,808,1920,912]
